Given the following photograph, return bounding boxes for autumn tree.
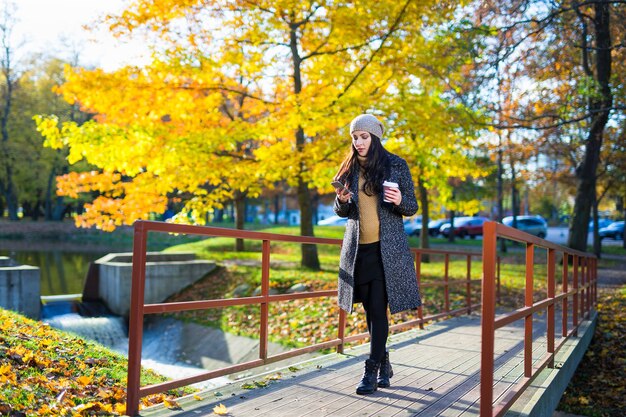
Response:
[36,59,269,232]
[378,16,490,250]
[37,0,471,270]
[464,0,626,252]
[0,0,20,219]
[12,57,92,221]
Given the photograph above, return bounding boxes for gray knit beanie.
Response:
[349,114,384,139]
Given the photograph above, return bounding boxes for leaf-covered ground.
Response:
[557,284,626,417]
[0,309,187,416]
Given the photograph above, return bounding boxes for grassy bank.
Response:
[557,285,626,416]
[0,309,189,416]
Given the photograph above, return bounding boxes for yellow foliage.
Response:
[33,0,484,231]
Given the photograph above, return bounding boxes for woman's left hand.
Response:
[384,187,402,206]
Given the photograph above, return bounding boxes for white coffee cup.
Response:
[382,181,399,202]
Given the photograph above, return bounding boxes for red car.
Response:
[439,216,489,239]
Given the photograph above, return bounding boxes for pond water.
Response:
[0,250,105,296]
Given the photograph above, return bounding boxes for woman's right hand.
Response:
[336,188,352,204]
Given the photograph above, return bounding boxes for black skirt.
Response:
[354,241,385,286]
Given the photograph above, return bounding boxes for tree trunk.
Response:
[418,177,430,263]
[497,142,507,252]
[297,173,320,270]
[0,109,18,220]
[511,162,519,230]
[567,1,612,252]
[51,196,66,221]
[290,22,320,270]
[448,210,456,242]
[234,192,246,251]
[623,205,626,249]
[0,167,18,220]
[273,194,280,225]
[44,167,56,220]
[592,190,601,258]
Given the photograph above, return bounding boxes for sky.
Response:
[10,0,149,71]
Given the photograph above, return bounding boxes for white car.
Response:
[403,216,423,236]
[502,215,548,238]
[317,215,348,226]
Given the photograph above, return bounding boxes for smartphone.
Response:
[331,181,348,192]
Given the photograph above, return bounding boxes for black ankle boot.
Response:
[377,351,393,388]
[356,359,380,395]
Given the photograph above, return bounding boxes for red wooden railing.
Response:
[125,220,489,415]
[480,221,597,417]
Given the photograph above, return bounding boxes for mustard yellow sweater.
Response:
[358,167,380,244]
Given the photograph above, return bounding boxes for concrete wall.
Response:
[0,257,41,320]
[96,252,216,317]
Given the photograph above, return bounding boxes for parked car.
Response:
[502,215,548,238]
[403,216,423,236]
[588,218,613,231]
[427,219,447,237]
[598,221,624,240]
[318,215,347,226]
[440,216,489,239]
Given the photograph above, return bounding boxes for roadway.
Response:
[547,227,623,247]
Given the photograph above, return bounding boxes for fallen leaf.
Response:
[164,398,181,410]
[77,375,93,386]
[213,403,228,415]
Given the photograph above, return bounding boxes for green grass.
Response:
[595,244,625,255]
[0,308,189,415]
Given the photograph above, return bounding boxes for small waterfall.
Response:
[45,313,127,348]
[44,310,230,390]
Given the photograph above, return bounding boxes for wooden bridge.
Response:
[125,221,597,417]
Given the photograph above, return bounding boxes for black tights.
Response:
[356,279,389,364]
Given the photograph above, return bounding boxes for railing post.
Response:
[573,255,579,337]
[585,257,591,319]
[260,239,270,360]
[562,253,569,337]
[416,251,424,329]
[524,242,534,377]
[444,253,450,313]
[466,255,472,314]
[337,309,346,354]
[480,221,497,417]
[497,256,501,304]
[547,248,555,368]
[126,221,148,417]
[593,259,598,307]
[580,257,586,319]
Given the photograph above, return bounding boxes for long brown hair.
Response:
[334,134,390,196]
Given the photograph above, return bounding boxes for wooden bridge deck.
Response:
[141,311,595,417]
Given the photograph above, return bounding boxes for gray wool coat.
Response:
[334,153,422,314]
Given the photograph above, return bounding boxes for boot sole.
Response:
[356,386,377,395]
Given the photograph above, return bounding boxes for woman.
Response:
[334,113,422,395]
